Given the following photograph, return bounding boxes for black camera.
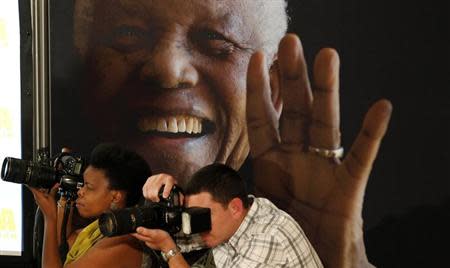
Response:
[99,186,211,237]
[1,152,86,198]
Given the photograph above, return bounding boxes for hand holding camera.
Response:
[28,183,60,220]
[98,174,211,237]
[142,173,180,202]
[1,151,86,201]
[1,151,86,229]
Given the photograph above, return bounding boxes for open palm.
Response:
[246,34,392,267]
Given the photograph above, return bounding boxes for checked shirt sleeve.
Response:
[220,231,322,268]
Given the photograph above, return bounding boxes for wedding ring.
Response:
[308,145,344,159]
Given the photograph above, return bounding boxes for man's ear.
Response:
[228,197,245,218]
[269,58,283,118]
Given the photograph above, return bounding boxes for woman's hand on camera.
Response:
[29,183,60,221]
[142,173,179,202]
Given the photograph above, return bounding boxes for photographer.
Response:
[30,143,151,268]
[134,163,323,268]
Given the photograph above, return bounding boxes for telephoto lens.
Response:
[1,157,57,188]
[99,204,166,237]
[99,204,211,237]
[98,185,211,237]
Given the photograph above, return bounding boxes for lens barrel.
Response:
[1,157,57,188]
[99,205,161,237]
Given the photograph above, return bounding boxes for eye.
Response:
[205,31,226,41]
[83,182,93,190]
[192,30,236,57]
[104,25,150,53]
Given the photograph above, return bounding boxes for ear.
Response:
[269,57,283,118]
[228,197,245,218]
[111,190,126,205]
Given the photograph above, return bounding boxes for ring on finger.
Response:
[308,145,344,159]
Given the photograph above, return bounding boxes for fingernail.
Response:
[280,36,301,79]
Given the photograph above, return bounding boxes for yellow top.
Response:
[64,219,104,266]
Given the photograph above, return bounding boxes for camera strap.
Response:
[59,200,72,263]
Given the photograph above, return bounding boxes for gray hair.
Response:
[258,0,289,60]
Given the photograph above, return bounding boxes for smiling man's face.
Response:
[76,0,287,185]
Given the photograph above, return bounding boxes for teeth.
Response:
[178,117,186,132]
[186,117,193,134]
[138,116,204,135]
[168,117,178,133]
[193,119,198,134]
[157,118,167,132]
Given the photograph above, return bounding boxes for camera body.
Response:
[99,186,211,237]
[1,152,86,199]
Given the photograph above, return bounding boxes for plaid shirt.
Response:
[211,197,323,268]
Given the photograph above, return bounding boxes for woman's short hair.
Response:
[89,143,151,206]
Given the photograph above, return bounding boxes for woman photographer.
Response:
[30,143,151,268]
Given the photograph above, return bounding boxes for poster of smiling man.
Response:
[48,1,434,267]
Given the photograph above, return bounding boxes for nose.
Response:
[77,186,85,198]
[139,38,199,89]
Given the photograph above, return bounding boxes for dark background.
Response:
[287,1,450,266]
[3,0,448,267]
[289,0,450,224]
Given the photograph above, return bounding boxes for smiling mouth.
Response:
[137,115,215,138]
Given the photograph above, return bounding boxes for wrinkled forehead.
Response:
[74,0,286,56]
[92,0,261,23]
[103,0,241,17]
[99,0,254,36]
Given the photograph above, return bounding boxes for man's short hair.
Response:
[89,143,151,206]
[184,163,250,209]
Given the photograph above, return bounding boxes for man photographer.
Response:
[133,163,323,268]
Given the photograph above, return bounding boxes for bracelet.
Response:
[161,246,181,262]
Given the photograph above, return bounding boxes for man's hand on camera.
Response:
[132,227,176,252]
[142,173,179,202]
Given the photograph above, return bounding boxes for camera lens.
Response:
[1,158,9,180]
[98,213,118,237]
[1,157,57,188]
[99,206,161,237]
[1,157,28,184]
